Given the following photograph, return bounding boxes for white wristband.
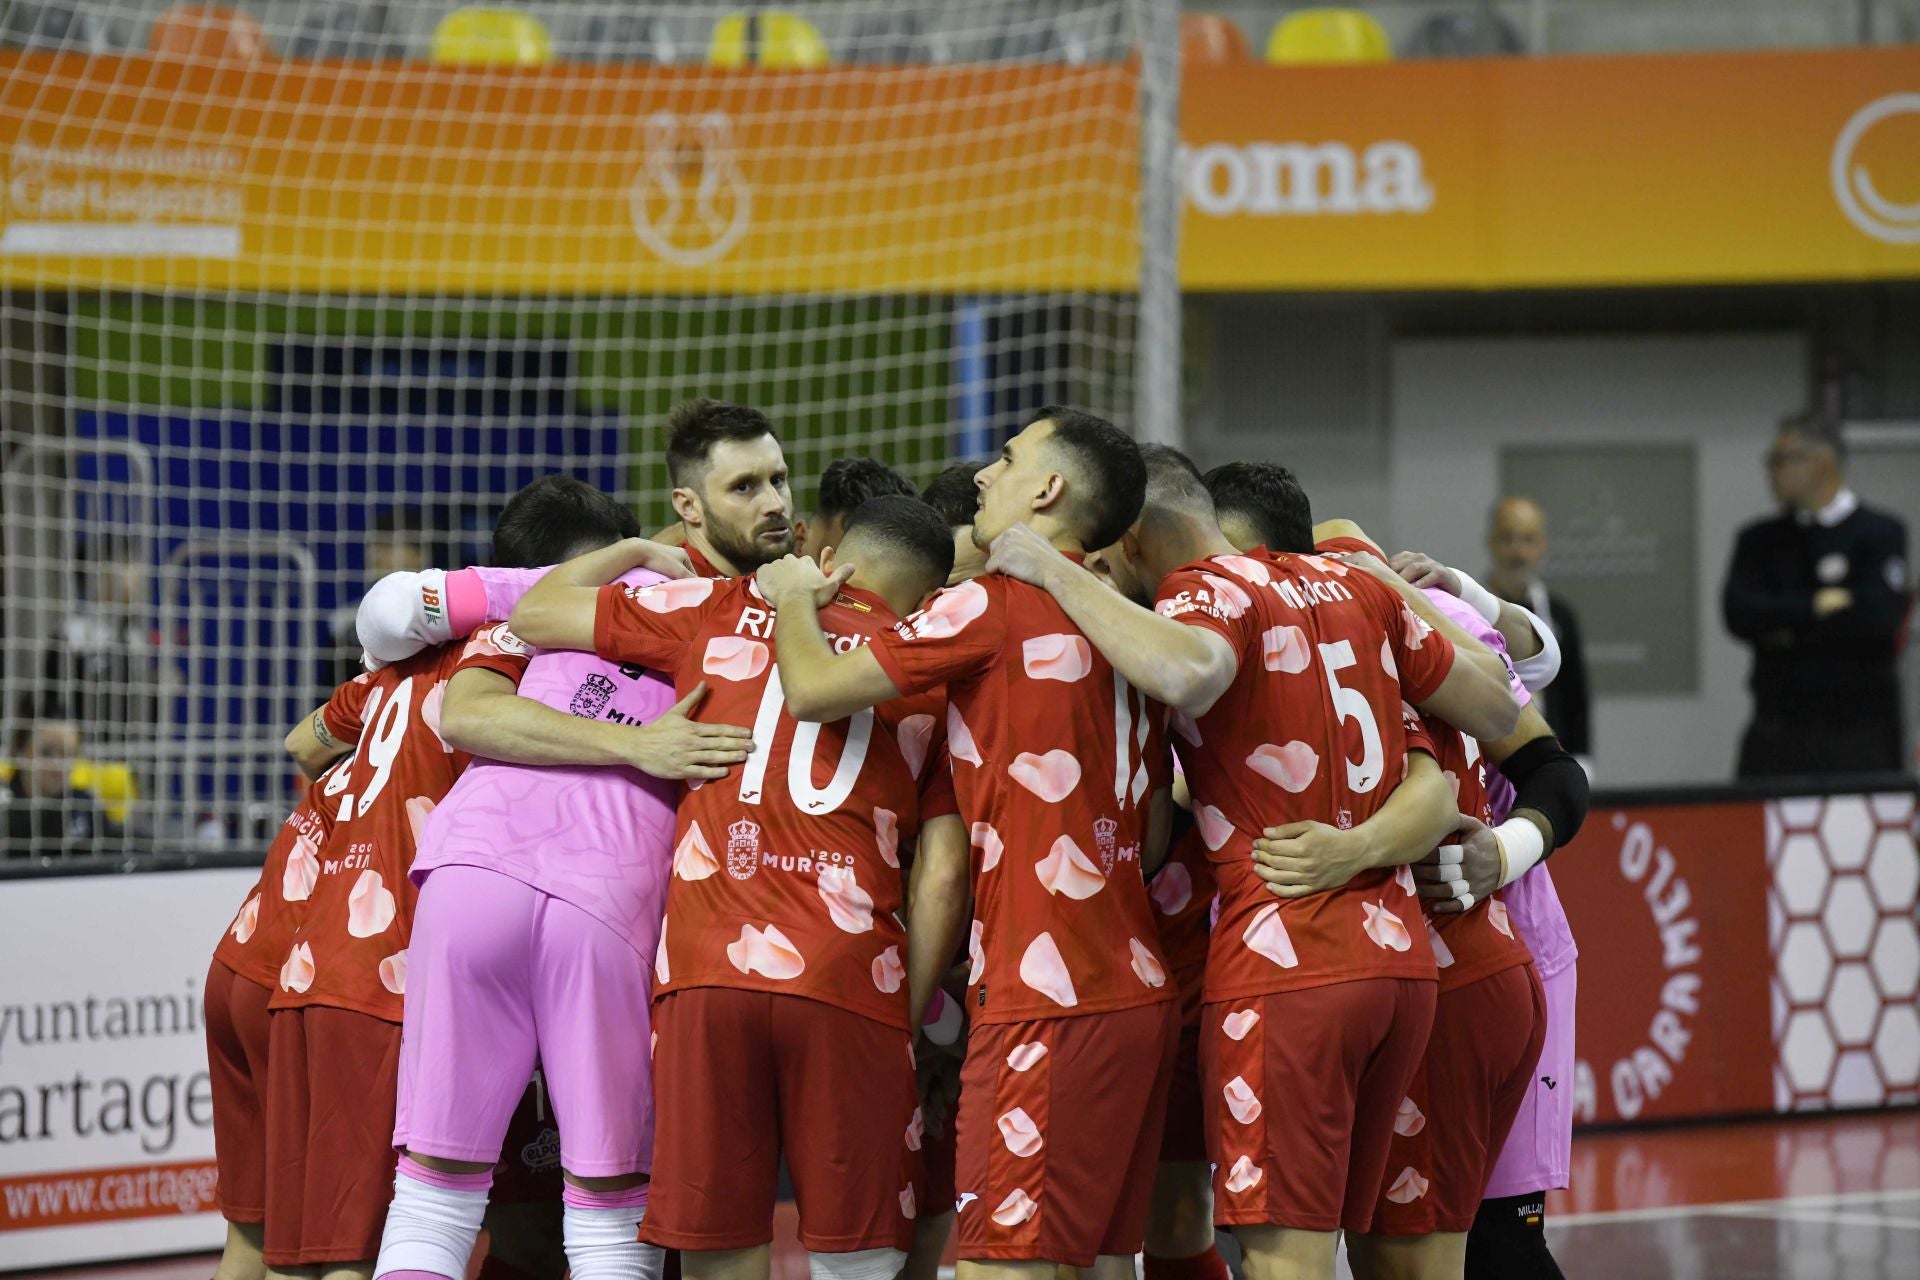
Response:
[1494,816,1547,889]
[1454,569,1503,625]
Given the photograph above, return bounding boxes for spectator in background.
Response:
[3,719,116,857]
[329,506,434,683]
[43,536,169,744]
[1723,413,1911,778]
[1486,496,1593,766]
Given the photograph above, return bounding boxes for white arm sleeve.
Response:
[1508,603,1562,693]
[356,570,453,669]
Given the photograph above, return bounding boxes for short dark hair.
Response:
[1141,443,1206,488]
[1034,406,1146,551]
[491,474,641,568]
[921,460,986,527]
[1203,461,1314,554]
[816,456,917,521]
[1137,444,1214,522]
[665,398,779,487]
[839,495,956,586]
[1779,411,1847,463]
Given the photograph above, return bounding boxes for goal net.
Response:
[0,0,1180,860]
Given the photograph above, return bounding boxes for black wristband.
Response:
[1500,735,1590,853]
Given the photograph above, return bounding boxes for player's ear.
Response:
[1032,470,1066,515]
[669,486,702,529]
[817,544,837,574]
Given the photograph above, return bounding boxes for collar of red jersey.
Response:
[1313,535,1380,559]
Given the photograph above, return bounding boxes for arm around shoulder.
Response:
[285,703,353,779]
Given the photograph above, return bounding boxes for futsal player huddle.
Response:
[203,400,1592,1280]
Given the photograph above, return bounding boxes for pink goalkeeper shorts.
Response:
[393,865,656,1177]
[1481,960,1575,1198]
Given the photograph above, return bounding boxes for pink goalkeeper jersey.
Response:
[411,567,679,958]
[1425,588,1578,981]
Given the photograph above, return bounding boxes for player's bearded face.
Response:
[694,438,796,568]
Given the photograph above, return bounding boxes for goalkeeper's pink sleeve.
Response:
[446,566,549,635]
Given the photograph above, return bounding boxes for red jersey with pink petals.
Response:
[213,675,374,990]
[1151,832,1216,978]
[1146,712,1212,978]
[268,624,531,1020]
[1154,551,1454,1001]
[1419,712,1534,993]
[593,578,954,1030]
[866,571,1177,1026]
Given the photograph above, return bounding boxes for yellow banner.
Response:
[0,57,1140,292]
[1179,47,1920,289]
[2,47,1915,293]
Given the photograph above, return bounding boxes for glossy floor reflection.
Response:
[1550,1190,1920,1280]
[11,1111,1917,1280]
[1535,1110,1920,1280]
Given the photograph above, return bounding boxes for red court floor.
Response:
[10,1110,1917,1280]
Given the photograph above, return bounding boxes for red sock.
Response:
[1143,1244,1230,1280]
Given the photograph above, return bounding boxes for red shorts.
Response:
[1202,978,1436,1234]
[642,988,920,1254]
[264,1005,403,1266]
[492,1069,564,1206]
[205,957,274,1224]
[920,1051,961,1216]
[1158,963,1208,1163]
[1368,965,1547,1235]
[955,1001,1179,1266]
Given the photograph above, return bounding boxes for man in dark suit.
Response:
[1723,414,1911,778]
[1486,496,1592,767]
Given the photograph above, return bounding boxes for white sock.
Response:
[374,1164,491,1280]
[563,1202,654,1280]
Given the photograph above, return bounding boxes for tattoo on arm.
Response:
[311,709,339,751]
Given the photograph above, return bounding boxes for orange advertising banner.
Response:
[1180,47,1920,289]
[1,47,1915,293]
[0,1159,218,1231]
[0,57,1140,292]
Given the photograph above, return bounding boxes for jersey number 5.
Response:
[1318,641,1384,793]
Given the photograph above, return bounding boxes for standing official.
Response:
[1723,414,1910,777]
[1485,498,1591,765]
